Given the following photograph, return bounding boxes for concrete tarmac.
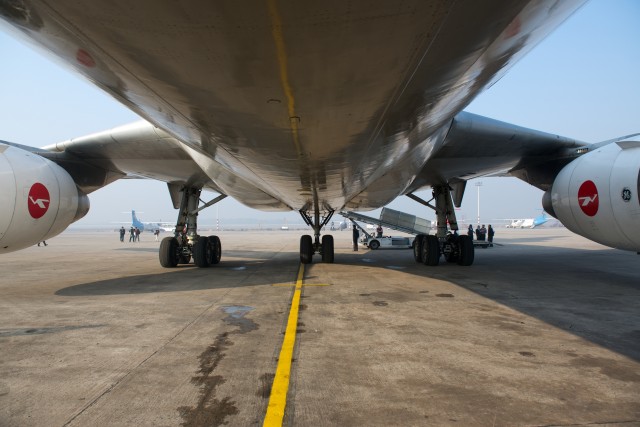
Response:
[0,228,639,426]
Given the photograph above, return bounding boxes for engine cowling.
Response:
[0,143,89,253]
[543,141,640,251]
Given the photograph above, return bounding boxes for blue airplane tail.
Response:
[533,212,549,227]
[131,210,145,232]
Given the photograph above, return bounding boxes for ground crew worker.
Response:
[352,224,360,251]
[487,225,495,247]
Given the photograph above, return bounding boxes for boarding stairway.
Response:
[340,208,431,236]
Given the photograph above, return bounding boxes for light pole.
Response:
[475,181,483,225]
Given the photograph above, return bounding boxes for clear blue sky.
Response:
[1,1,638,227]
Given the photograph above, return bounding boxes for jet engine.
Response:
[542,141,640,251]
[0,143,89,253]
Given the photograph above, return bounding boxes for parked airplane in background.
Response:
[1,1,639,268]
[130,210,173,233]
[506,213,550,229]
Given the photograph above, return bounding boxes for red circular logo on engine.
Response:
[578,180,599,217]
[27,183,50,219]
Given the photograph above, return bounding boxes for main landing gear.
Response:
[298,209,335,264]
[408,185,474,267]
[159,187,226,268]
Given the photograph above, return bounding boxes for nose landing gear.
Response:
[299,209,335,264]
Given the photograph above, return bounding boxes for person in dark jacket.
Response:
[467,224,474,240]
[487,225,495,247]
[352,224,360,251]
[479,224,487,241]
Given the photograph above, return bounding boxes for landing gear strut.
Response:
[408,185,474,266]
[298,209,335,264]
[159,187,226,268]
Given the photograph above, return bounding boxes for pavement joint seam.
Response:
[62,288,235,426]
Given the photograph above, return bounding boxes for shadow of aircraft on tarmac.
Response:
[56,241,640,362]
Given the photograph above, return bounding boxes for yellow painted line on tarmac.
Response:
[272,283,331,287]
[263,263,305,426]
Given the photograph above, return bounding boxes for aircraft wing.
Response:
[32,109,584,214]
[343,111,585,210]
[39,122,291,211]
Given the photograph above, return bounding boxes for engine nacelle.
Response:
[543,141,640,251]
[0,143,89,253]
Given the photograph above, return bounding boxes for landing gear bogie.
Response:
[159,186,226,268]
[298,209,336,264]
[407,185,475,267]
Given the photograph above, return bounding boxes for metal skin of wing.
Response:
[0,0,586,215]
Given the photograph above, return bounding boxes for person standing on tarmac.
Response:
[487,225,495,247]
[468,224,474,240]
[352,224,360,251]
[129,226,135,242]
[119,226,126,242]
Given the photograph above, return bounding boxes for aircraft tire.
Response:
[369,240,380,250]
[457,235,474,266]
[321,235,334,263]
[413,234,425,262]
[208,235,222,264]
[159,237,179,268]
[421,235,440,266]
[193,237,211,268]
[300,235,313,264]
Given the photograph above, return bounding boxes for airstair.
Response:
[340,207,432,236]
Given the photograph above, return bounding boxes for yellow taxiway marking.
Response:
[272,283,331,287]
[263,264,306,426]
